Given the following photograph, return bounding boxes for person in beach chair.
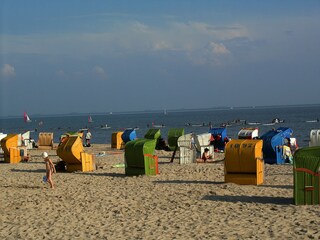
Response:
[197,148,213,163]
[283,145,293,164]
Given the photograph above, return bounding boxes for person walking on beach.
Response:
[85,129,92,147]
[42,152,56,189]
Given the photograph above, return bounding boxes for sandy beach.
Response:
[1,144,320,239]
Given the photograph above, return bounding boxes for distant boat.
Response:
[247,122,261,125]
[185,123,207,127]
[306,119,319,123]
[262,123,275,126]
[164,109,167,115]
[152,122,166,128]
[88,115,93,123]
[185,123,200,127]
[153,125,166,128]
[101,124,111,129]
[190,124,203,127]
[23,112,32,123]
[220,123,232,127]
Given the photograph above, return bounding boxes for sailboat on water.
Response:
[88,115,93,123]
[24,112,32,123]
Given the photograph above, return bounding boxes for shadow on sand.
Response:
[1,184,43,189]
[11,168,45,173]
[258,184,293,190]
[153,180,225,185]
[202,195,293,205]
[76,172,126,178]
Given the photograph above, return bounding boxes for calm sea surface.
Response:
[1,105,319,147]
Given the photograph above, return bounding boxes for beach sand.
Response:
[1,144,320,239]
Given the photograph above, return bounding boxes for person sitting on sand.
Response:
[202,148,211,162]
[23,153,30,162]
[43,152,56,189]
[197,148,213,163]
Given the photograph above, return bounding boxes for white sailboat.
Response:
[88,115,93,123]
[24,112,32,123]
[164,109,167,115]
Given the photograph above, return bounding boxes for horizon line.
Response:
[1,103,320,120]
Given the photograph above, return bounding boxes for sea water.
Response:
[0,105,319,147]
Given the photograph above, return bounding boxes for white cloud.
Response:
[93,66,107,79]
[56,69,66,77]
[0,20,248,58]
[188,41,231,66]
[1,64,16,78]
[172,21,249,41]
[152,41,172,51]
[131,21,150,33]
[207,42,230,55]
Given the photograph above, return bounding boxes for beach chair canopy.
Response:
[177,133,194,148]
[208,127,227,150]
[260,127,293,164]
[194,133,211,151]
[167,128,185,149]
[238,128,259,139]
[309,130,320,147]
[121,129,137,143]
[56,135,94,172]
[111,132,124,149]
[144,128,161,140]
[38,132,54,150]
[0,134,18,157]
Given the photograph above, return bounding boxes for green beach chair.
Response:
[294,146,320,205]
[124,138,158,176]
[168,128,185,162]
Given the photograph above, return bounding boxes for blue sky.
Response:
[1,1,320,116]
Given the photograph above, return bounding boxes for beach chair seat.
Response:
[56,135,95,172]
